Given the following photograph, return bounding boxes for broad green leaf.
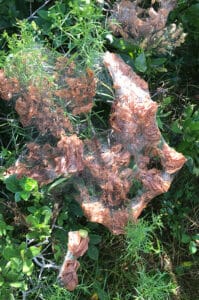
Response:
[151,58,166,66]
[29,246,41,257]
[37,9,49,20]
[26,215,38,226]
[181,233,191,244]
[89,234,102,245]
[19,191,30,201]
[27,206,37,213]
[9,281,27,289]
[10,257,22,271]
[22,260,34,275]
[189,241,197,254]
[14,192,21,202]
[87,245,99,261]
[19,177,38,192]
[5,175,20,193]
[135,52,147,73]
[3,246,19,260]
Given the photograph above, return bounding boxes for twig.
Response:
[27,0,53,21]
[33,253,59,269]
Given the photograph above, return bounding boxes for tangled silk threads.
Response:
[1,52,186,234]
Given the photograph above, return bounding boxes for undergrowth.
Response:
[0,0,198,299]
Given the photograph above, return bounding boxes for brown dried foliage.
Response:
[8,134,84,185]
[0,57,96,138]
[75,52,186,234]
[1,57,96,184]
[15,85,73,137]
[58,231,89,291]
[54,57,96,115]
[2,52,186,235]
[0,69,20,100]
[109,0,176,40]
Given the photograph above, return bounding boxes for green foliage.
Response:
[159,173,199,256]
[2,20,56,87]
[36,0,108,66]
[0,0,26,31]
[0,213,13,237]
[87,233,102,261]
[0,173,49,298]
[125,216,163,261]
[5,175,39,202]
[171,104,199,176]
[134,52,147,73]
[110,39,167,76]
[134,268,175,300]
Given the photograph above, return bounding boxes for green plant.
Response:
[4,175,39,202]
[124,216,163,261]
[134,268,175,300]
[0,176,45,299]
[2,20,56,88]
[171,104,199,176]
[159,172,199,255]
[36,0,108,66]
[0,0,27,32]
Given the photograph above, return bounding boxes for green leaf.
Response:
[29,246,41,257]
[189,241,197,254]
[19,191,30,201]
[183,4,199,30]
[188,121,199,131]
[135,52,147,73]
[79,229,88,238]
[87,245,99,261]
[10,257,22,271]
[19,177,38,192]
[26,215,38,227]
[151,58,167,66]
[3,246,19,260]
[181,261,193,268]
[0,274,4,286]
[37,9,49,20]
[4,175,20,193]
[89,234,102,245]
[181,233,191,244]
[14,192,21,202]
[22,259,34,275]
[48,177,68,192]
[9,281,27,289]
[171,121,182,133]
[192,233,199,241]
[69,201,84,217]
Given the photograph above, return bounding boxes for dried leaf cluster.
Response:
[58,231,89,291]
[1,56,96,184]
[76,52,186,234]
[108,0,186,53]
[0,51,186,235]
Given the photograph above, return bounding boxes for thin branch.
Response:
[33,255,59,269]
[27,0,53,21]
